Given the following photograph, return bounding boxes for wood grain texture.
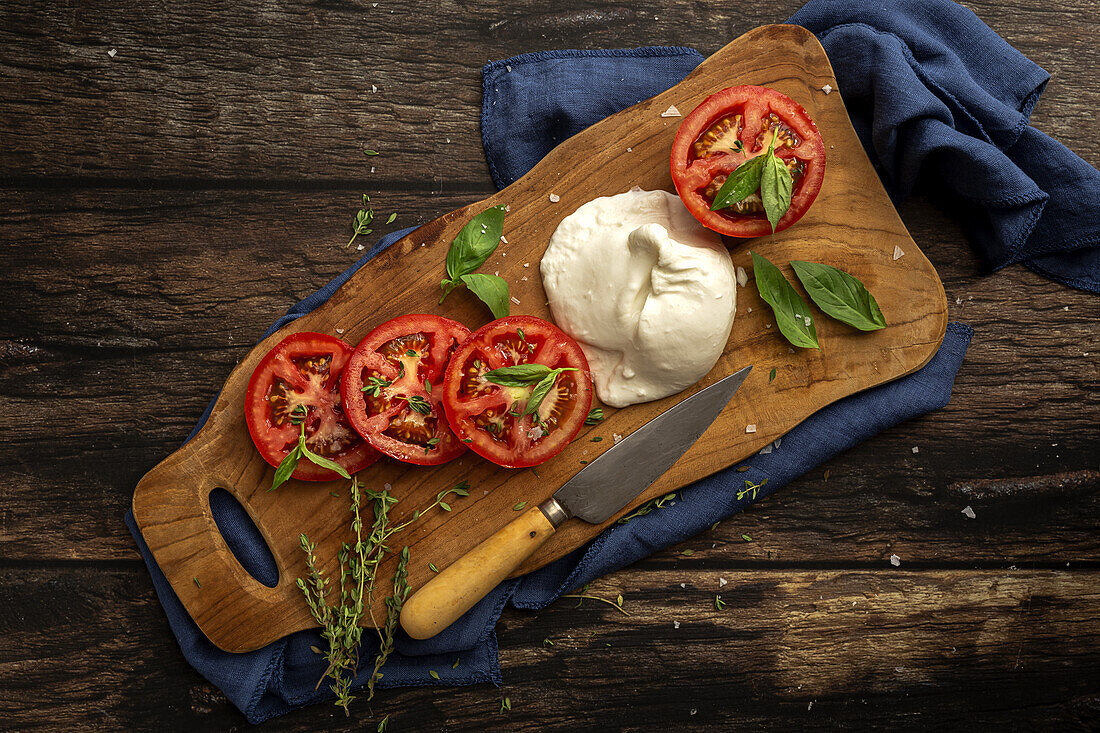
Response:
[131,24,949,651]
[1,0,1097,727]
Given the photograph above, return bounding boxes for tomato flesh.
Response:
[245,332,380,481]
[441,316,593,469]
[340,314,470,465]
[670,85,825,238]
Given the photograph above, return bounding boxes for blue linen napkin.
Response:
[127,0,1099,722]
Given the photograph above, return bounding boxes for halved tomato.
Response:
[340,314,470,465]
[671,85,825,237]
[245,332,380,481]
[441,316,593,469]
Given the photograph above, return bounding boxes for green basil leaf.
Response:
[524,371,559,417]
[789,260,887,331]
[483,363,554,387]
[441,205,506,300]
[270,446,302,491]
[299,443,352,479]
[710,155,765,211]
[760,142,793,233]
[750,251,819,349]
[460,273,510,319]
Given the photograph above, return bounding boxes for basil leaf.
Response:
[760,142,793,232]
[710,155,765,211]
[790,260,886,331]
[440,204,506,301]
[299,443,352,479]
[750,251,819,349]
[460,273,510,319]
[270,446,302,491]
[483,363,554,387]
[524,371,559,417]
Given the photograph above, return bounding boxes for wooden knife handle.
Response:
[400,503,560,640]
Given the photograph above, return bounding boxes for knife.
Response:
[400,364,753,640]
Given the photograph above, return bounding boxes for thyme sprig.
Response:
[296,477,469,716]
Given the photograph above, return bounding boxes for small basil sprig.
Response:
[483,364,578,421]
[790,260,886,331]
[440,204,510,317]
[750,251,819,349]
[271,406,352,491]
[711,136,794,232]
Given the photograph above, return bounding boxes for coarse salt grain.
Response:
[500,235,508,244]
[613,433,624,444]
[384,483,392,491]
[523,262,529,267]
[357,244,365,251]
[893,245,905,260]
[962,506,976,519]
[759,443,773,455]
[528,426,544,440]
[521,276,528,281]
[680,582,686,588]
[804,316,812,326]
[660,104,682,117]
[745,424,757,433]
[821,84,832,94]
[334,327,345,334]
[371,84,378,93]
[548,193,560,203]
[626,147,633,152]
[890,554,901,567]
[506,64,512,72]
[108,48,117,57]
[673,621,680,629]
[736,266,748,287]
[510,296,521,305]
[956,297,963,305]
[912,446,919,454]
[719,577,727,587]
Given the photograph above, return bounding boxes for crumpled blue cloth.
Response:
[127,0,1100,722]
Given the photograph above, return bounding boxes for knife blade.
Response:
[400,364,752,639]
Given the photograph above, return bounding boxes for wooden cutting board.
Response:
[132,24,947,653]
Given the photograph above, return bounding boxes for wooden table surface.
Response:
[2,0,1097,729]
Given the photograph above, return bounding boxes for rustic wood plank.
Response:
[1,566,1097,729]
[0,0,1095,183]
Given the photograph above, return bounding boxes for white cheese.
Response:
[541,188,737,408]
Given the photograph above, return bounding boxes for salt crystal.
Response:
[521,276,528,281]
[384,483,392,491]
[357,244,365,251]
[956,297,963,305]
[523,262,529,267]
[808,701,814,711]
[371,84,378,93]
[612,433,624,444]
[889,554,901,567]
[893,245,905,260]
[962,506,976,519]
[747,307,752,313]
[719,577,727,587]
[506,65,512,72]
[736,266,748,287]
[505,204,510,212]
[912,446,919,454]
[680,582,686,588]
[108,48,117,57]
[494,271,499,276]
[446,138,451,143]
[510,296,521,305]
[673,621,680,629]
[334,327,345,334]
[626,147,633,153]
[804,316,812,327]
[1063,305,1069,311]
[745,424,757,433]
[500,235,508,244]
[527,426,544,440]
[821,84,832,94]
[690,708,697,716]
[765,324,771,329]
[660,104,682,118]
[774,437,781,449]
[759,444,773,455]
[549,193,560,203]
[370,166,375,173]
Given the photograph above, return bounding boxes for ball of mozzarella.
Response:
[540,188,737,408]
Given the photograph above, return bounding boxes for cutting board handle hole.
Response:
[209,488,280,588]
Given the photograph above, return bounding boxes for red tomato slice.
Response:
[340,314,470,465]
[441,316,593,469]
[245,332,380,481]
[670,85,826,237]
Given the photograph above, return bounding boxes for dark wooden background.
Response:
[2,0,1098,729]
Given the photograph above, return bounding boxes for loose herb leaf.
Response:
[429,670,440,680]
[513,501,527,511]
[585,408,604,425]
[484,363,555,386]
[401,394,432,415]
[769,367,777,382]
[760,137,793,232]
[440,205,506,302]
[715,595,727,610]
[364,149,379,156]
[299,442,352,479]
[543,638,554,646]
[750,251,819,349]
[270,446,302,491]
[386,212,397,224]
[377,716,389,732]
[710,154,766,211]
[789,260,886,331]
[193,577,202,588]
[460,272,510,319]
[590,436,603,442]
[361,375,392,397]
[500,697,512,713]
[742,533,753,542]
[429,562,439,573]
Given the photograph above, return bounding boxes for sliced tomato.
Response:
[245,332,380,481]
[340,314,470,465]
[441,316,593,469]
[671,85,826,237]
